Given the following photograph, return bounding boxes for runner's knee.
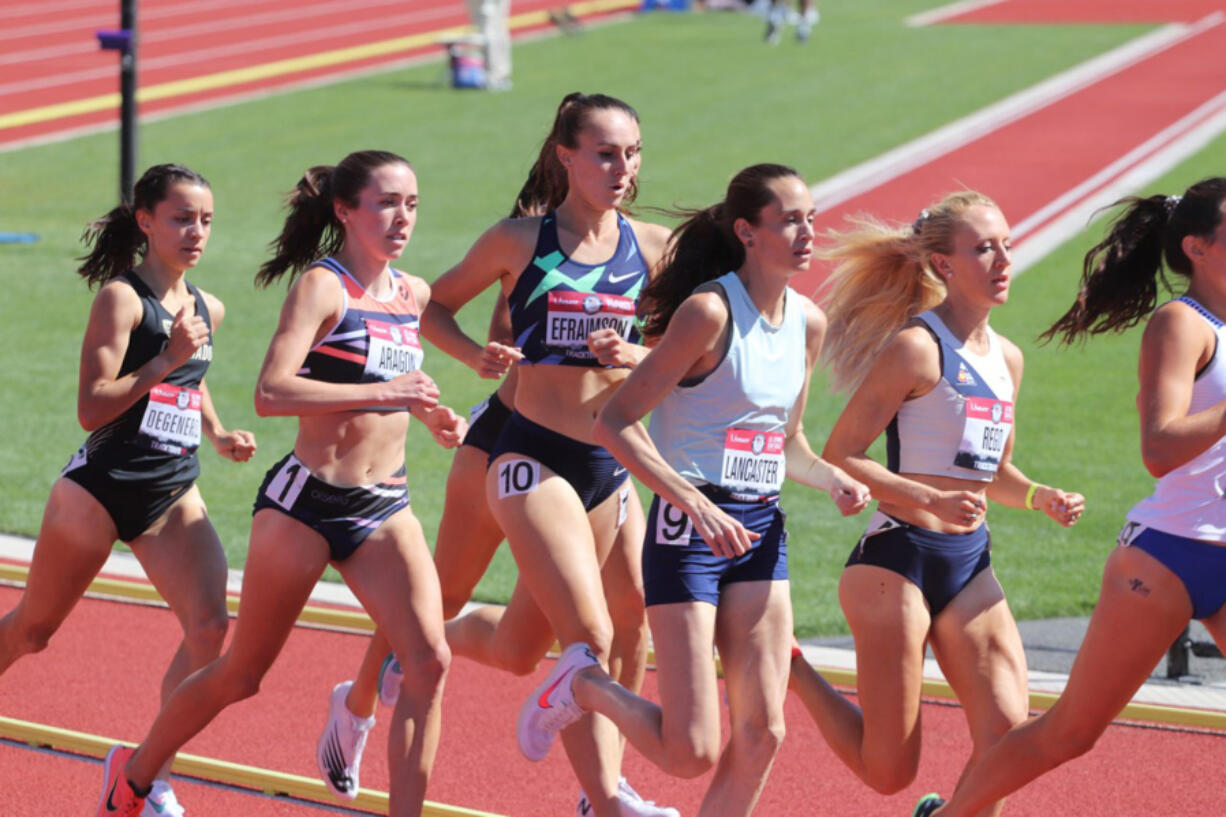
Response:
[397,642,452,694]
[728,710,786,775]
[182,612,229,662]
[862,751,919,795]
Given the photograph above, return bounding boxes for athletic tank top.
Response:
[82,271,212,480]
[1129,297,1226,541]
[298,257,423,411]
[887,311,1014,482]
[650,272,807,498]
[508,212,648,366]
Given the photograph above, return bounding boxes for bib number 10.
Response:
[497,459,540,498]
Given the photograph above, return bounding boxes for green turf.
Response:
[0,2,1188,631]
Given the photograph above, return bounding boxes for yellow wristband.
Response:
[1024,482,1040,510]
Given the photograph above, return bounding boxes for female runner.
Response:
[516,163,871,817]
[0,163,255,817]
[787,191,1083,817]
[322,293,662,814]
[95,150,463,817]
[420,92,676,817]
[921,178,1226,816]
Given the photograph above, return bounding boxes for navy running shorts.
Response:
[643,485,788,607]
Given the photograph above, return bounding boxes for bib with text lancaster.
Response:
[721,427,786,495]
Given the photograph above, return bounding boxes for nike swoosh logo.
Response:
[148,798,167,814]
[606,270,641,284]
[105,779,121,812]
[537,667,575,708]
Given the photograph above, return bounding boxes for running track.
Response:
[3,0,1226,815]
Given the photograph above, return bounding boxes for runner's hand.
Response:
[587,329,645,368]
[476,342,523,379]
[685,495,761,559]
[828,468,871,516]
[387,370,440,411]
[164,305,209,368]
[213,429,257,462]
[422,405,467,449]
[1038,486,1084,527]
[931,490,986,527]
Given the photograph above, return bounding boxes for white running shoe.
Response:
[141,780,184,817]
[378,652,402,708]
[577,778,682,817]
[316,681,375,801]
[517,642,598,761]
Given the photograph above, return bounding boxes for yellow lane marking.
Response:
[0,0,639,130]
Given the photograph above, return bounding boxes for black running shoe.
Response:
[912,793,945,817]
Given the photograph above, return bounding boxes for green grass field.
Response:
[0,1,1215,634]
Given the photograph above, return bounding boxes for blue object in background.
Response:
[0,233,39,245]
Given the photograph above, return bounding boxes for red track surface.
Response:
[6,1,1226,815]
[2,587,1224,816]
[0,0,628,147]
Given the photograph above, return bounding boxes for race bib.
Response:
[364,319,423,380]
[721,428,785,496]
[655,499,693,546]
[545,291,635,356]
[139,384,202,454]
[954,397,1014,473]
[496,458,540,498]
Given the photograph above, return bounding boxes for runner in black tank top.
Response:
[0,165,256,817]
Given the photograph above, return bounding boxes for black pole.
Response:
[119,0,137,204]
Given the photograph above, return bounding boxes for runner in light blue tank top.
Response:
[516,164,870,817]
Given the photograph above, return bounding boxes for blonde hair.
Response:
[818,190,998,392]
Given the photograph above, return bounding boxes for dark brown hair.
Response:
[257,149,411,287]
[509,92,640,218]
[1042,177,1226,344]
[639,163,801,338]
[77,164,210,288]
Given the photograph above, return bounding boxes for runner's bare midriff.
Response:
[514,363,629,444]
[293,411,410,486]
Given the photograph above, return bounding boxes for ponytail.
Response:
[77,163,209,289]
[257,149,411,288]
[641,163,799,339]
[1042,177,1226,344]
[510,92,640,218]
[819,190,995,392]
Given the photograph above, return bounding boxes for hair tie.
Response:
[1164,194,1182,215]
[912,209,931,235]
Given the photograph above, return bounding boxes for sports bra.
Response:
[298,257,423,407]
[886,311,1014,482]
[507,212,649,366]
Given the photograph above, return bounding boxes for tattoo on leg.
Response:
[1128,578,1150,597]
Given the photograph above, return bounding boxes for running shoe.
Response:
[913,792,945,817]
[517,642,598,761]
[378,652,403,708]
[316,681,375,801]
[96,745,145,817]
[797,8,818,42]
[578,778,681,816]
[141,780,185,817]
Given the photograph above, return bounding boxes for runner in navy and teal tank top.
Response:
[507,212,648,366]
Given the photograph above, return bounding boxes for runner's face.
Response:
[942,205,1012,306]
[740,176,815,277]
[558,108,641,210]
[1189,200,1226,280]
[337,162,418,262]
[138,183,213,273]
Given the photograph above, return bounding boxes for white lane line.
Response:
[1012,90,1226,272]
[809,17,1218,213]
[905,0,1009,28]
